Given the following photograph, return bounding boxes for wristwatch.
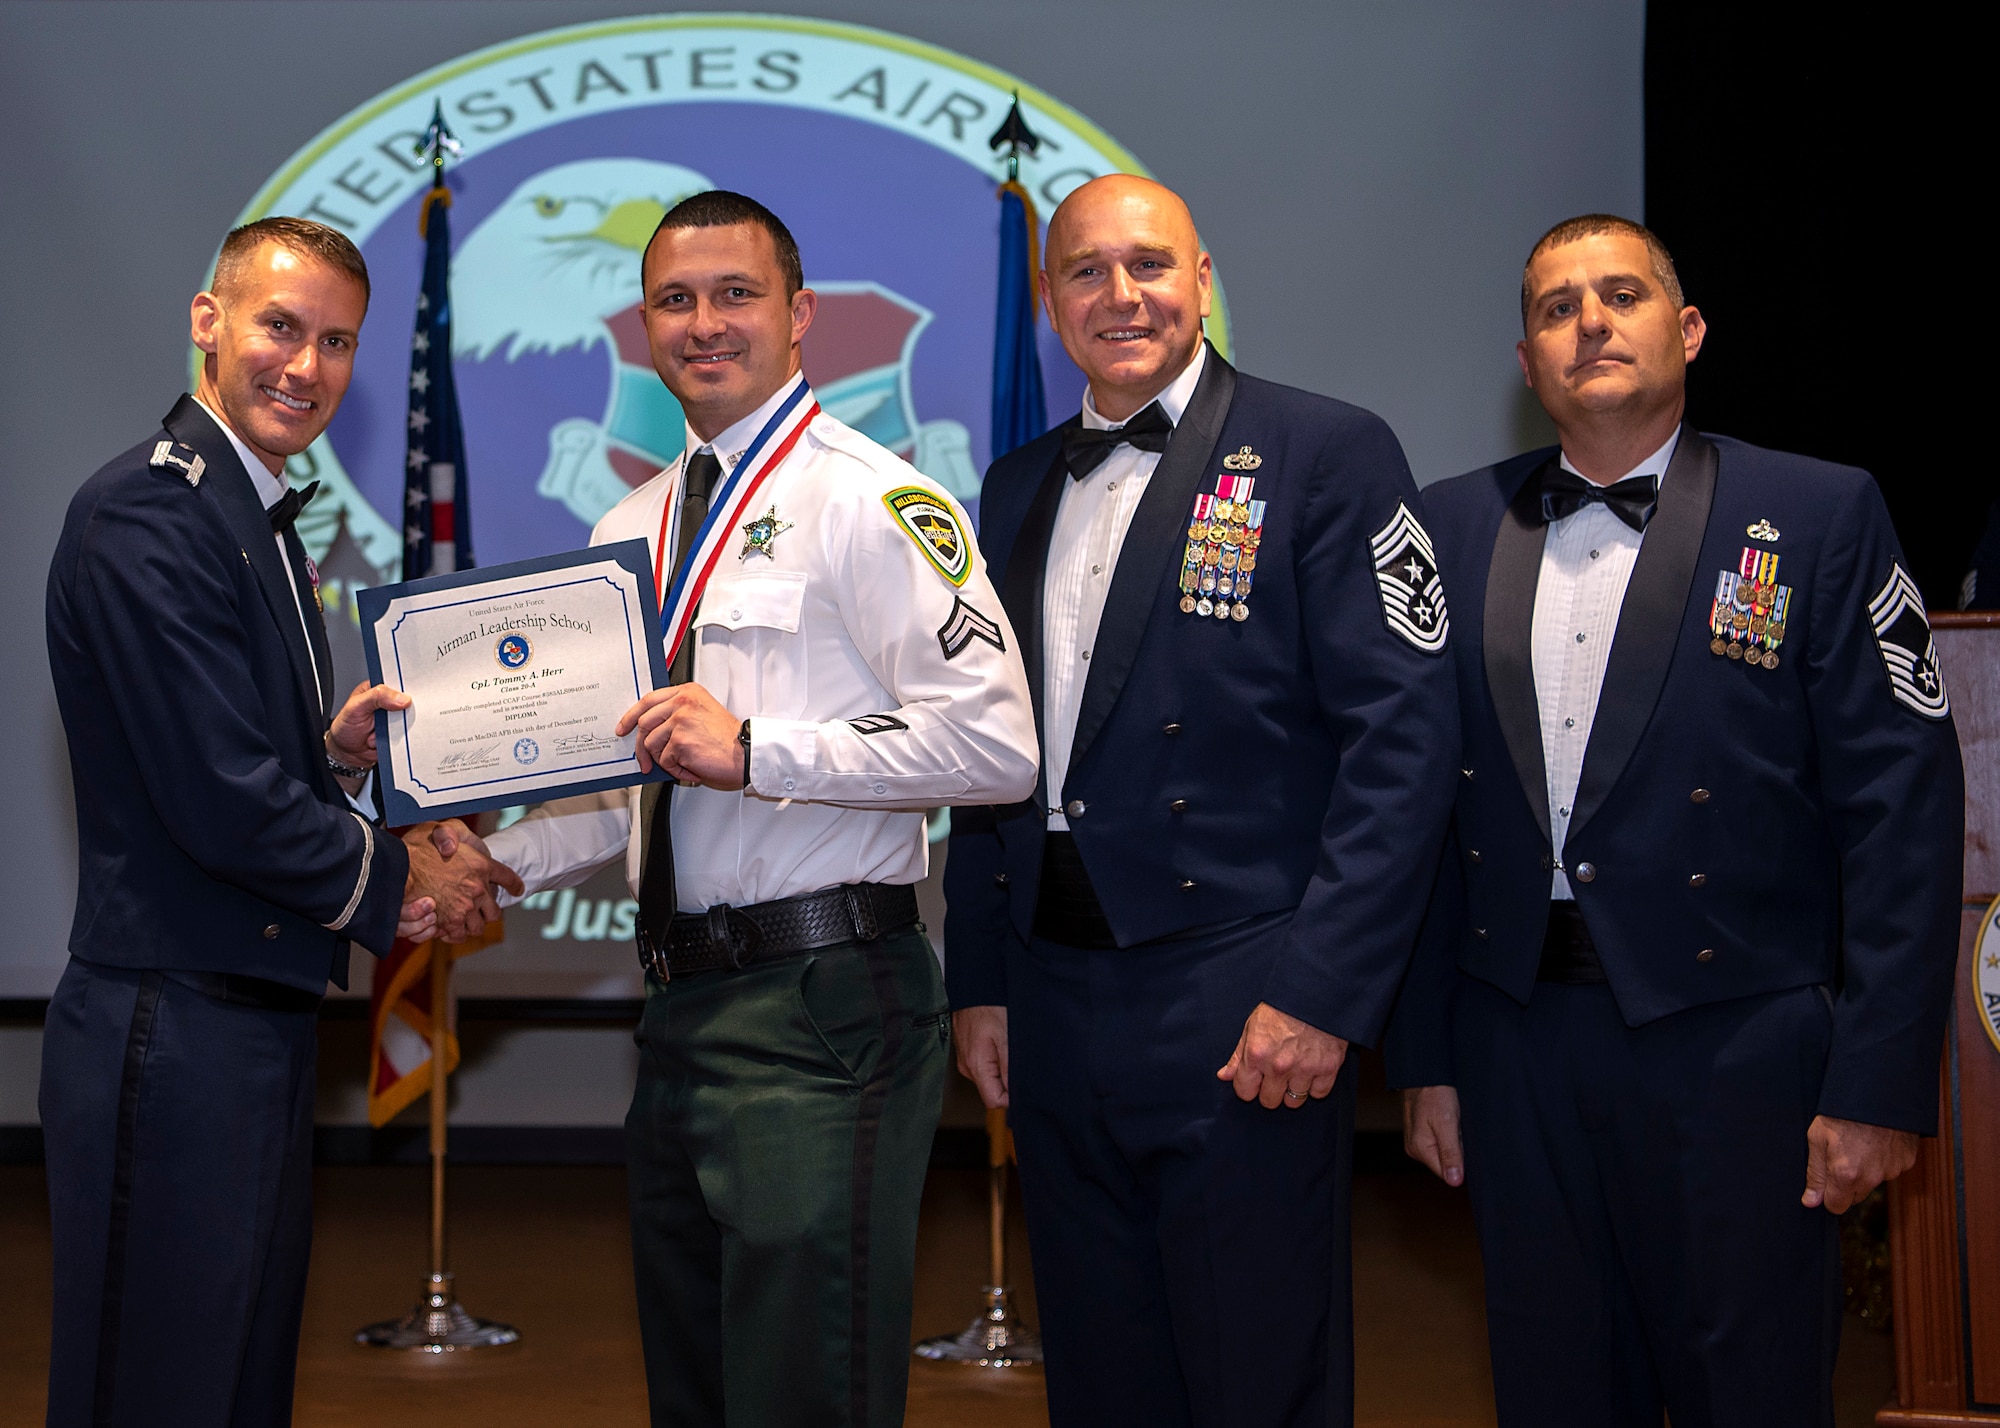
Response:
[324,733,370,780]
[739,718,753,790]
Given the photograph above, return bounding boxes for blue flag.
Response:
[403,148,472,579]
[991,181,1048,462]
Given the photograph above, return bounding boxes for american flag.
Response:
[402,106,472,580]
[370,105,495,1130]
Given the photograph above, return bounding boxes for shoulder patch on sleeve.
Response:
[937,595,1005,661]
[883,486,972,587]
[149,440,205,487]
[1868,561,1949,718]
[1369,503,1449,654]
[848,713,910,736]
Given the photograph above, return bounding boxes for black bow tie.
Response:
[1537,467,1658,532]
[1061,402,1173,480]
[266,480,321,534]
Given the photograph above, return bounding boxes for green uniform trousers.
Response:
[627,927,951,1427]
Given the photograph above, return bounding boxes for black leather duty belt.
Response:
[636,882,920,979]
[1538,901,1609,985]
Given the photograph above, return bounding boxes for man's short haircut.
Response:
[648,190,804,297]
[212,216,371,306]
[1521,214,1683,323]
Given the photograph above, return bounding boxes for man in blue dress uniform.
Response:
[944,175,1459,1427]
[42,217,515,1427]
[1389,215,1964,1427]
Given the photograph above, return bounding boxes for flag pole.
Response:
[355,100,515,1353]
[914,1107,1041,1367]
[429,940,448,1282]
[913,93,1049,1369]
[355,935,516,1351]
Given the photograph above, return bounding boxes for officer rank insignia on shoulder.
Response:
[1179,472,1264,622]
[937,595,1004,660]
[1710,546,1792,669]
[1868,562,1950,718]
[149,440,205,487]
[883,486,970,586]
[1369,504,1448,653]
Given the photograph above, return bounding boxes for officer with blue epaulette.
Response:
[1388,214,1964,1426]
[41,217,516,1428]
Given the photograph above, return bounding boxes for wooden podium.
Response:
[1881,612,2000,1426]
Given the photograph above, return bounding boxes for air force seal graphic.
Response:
[1975,894,2000,1059]
[496,632,532,668]
[222,15,1230,693]
[513,737,541,766]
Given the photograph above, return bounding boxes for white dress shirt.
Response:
[1043,345,1208,830]
[1532,428,1679,898]
[487,372,1038,913]
[194,396,326,708]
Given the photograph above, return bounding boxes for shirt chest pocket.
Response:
[693,569,810,718]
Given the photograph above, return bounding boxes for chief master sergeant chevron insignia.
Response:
[1369,503,1449,654]
[937,596,1004,661]
[1868,561,1950,718]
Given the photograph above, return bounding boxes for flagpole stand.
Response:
[357,933,517,1353]
[914,1107,1041,1368]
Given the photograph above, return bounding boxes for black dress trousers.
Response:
[1452,974,1843,1428]
[41,957,320,1428]
[1005,910,1357,1428]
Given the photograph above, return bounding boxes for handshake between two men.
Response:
[325,679,525,945]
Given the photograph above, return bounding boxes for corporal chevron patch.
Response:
[1369,503,1449,654]
[936,595,1004,661]
[1868,561,1949,718]
[847,713,909,736]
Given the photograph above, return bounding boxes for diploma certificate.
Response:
[358,540,670,823]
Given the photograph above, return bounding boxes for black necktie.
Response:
[266,480,320,533]
[640,450,724,934]
[1536,467,1659,532]
[1061,401,1173,480]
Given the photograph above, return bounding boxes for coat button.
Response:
[262,924,280,939]
[993,873,1009,889]
[1691,788,1711,804]
[1473,927,1489,939]
[1696,948,1715,962]
[1163,722,1183,735]
[1462,768,1475,780]
[1573,862,1597,883]
[1065,799,1086,818]
[1169,799,1188,813]
[1178,878,1196,890]
[1468,849,1482,864]
[1688,873,1707,888]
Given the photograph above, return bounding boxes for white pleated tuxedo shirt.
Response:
[1532,428,1680,898]
[1042,345,1207,830]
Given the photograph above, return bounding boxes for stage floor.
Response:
[0,1162,1894,1426]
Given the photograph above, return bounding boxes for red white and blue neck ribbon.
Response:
[655,377,820,669]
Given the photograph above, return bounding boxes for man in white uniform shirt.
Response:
[1389,215,1963,1426]
[473,191,1036,1428]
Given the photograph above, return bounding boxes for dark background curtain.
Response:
[1645,3,1984,606]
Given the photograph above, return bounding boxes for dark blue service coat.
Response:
[1387,430,1963,1133]
[944,349,1459,1046]
[45,395,407,988]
